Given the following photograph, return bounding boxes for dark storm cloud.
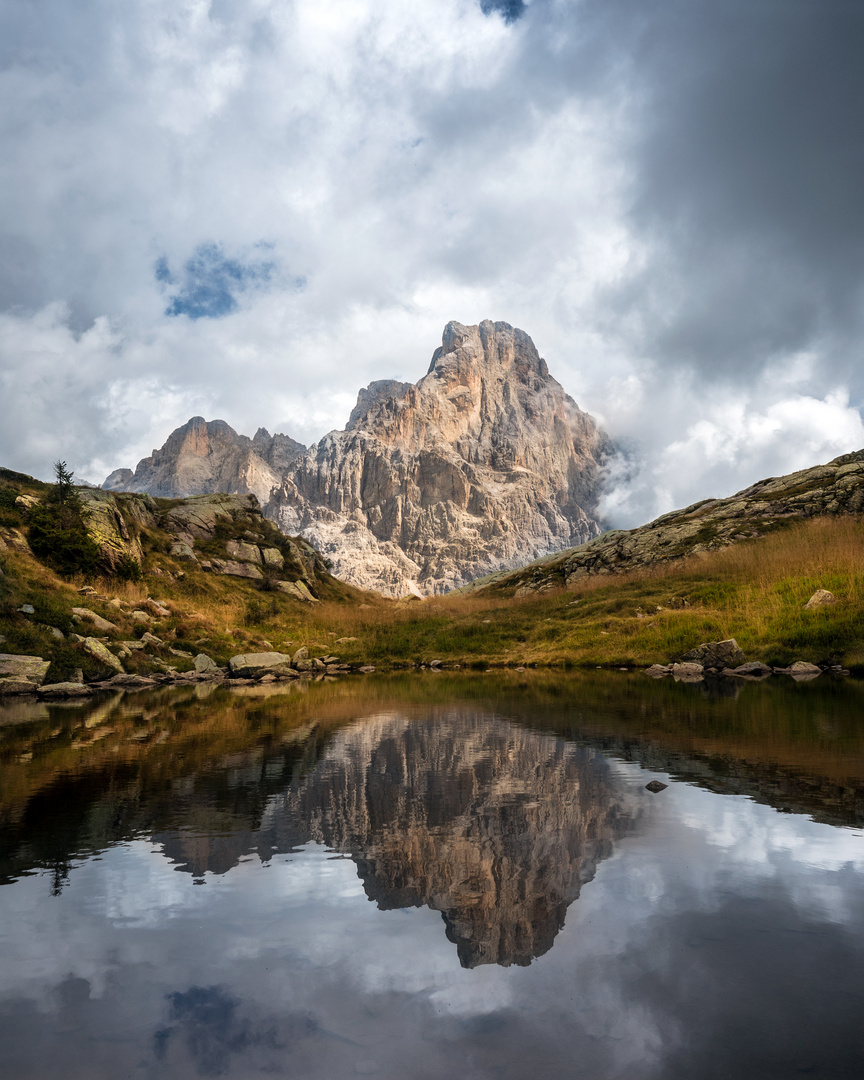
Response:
[592,0,864,376]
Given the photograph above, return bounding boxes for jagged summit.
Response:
[104,321,613,595]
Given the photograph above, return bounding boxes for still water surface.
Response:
[1,672,863,1079]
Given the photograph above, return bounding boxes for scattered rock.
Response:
[144,598,172,617]
[211,558,263,580]
[47,626,65,640]
[82,638,125,674]
[804,589,836,610]
[335,636,358,644]
[99,674,159,689]
[37,682,94,698]
[226,539,262,564]
[788,661,822,681]
[71,607,119,633]
[645,780,668,793]
[291,646,309,665]
[170,541,198,561]
[681,639,745,669]
[0,653,51,694]
[228,651,298,678]
[17,604,35,615]
[724,661,772,678]
[644,664,671,678]
[140,632,163,646]
[0,527,32,554]
[131,611,152,623]
[670,661,704,682]
[194,653,219,673]
[357,665,376,674]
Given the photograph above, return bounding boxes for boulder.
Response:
[194,653,219,673]
[72,607,119,633]
[0,654,51,694]
[82,638,125,674]
[0,527,33,554]
[226,539,262,564]
[98,674,158,689]
[788,661,822,680]
[15,493,40,510]
[211,558,263,580]
[804,589,836,610]
[131,611,152,623]
[261,547,284,569]
[37,682,94,698]
[291,646,309,665]
[140,632,163,646]
[724,661,772,678]
[670,662,704,682]
[680,639,745,669]
[170,541,198,561]
[644,664,671,678]
[228,652,297,678]
[143,598,172,617]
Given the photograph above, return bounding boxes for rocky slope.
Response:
[462,449,864,594]
[104,321,613,596]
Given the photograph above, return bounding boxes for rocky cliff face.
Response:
[103,417,305,507]
[104,321,612,596]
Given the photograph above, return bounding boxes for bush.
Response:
[115,553,143,582]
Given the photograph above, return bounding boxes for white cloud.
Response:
[0,0,861,523]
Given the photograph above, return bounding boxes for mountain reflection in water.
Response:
[157,712,638,967]
[1,673,864,1080]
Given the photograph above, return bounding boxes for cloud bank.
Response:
[1,0,862,523]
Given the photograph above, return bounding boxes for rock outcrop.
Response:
[103,417,305,506]
[104,321,612,595]
[463,449,864,595]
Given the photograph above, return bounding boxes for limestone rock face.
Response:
[103,321,611,596]
[103,417,304,506]
[268,321,611,595]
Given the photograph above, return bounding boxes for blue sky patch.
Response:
[480,0,526,23]
[157,243,275,319]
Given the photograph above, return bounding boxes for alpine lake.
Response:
[1,670,863,1080]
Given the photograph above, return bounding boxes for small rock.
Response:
[358,665,376,674]
[645,780,668,793]
[724,661,772,678]
[131,611,152,623]
[788,661,822,681]
[335,637,358,644]
[144,598,172,617]
[72,607,119,633]
[258,674,277,683]
[37,682,94,698]
[804,589,836,610]
[0,653,51,690]
[17,604,35,615]
[670,661,704,682]
[140,632,163,646]
[291,646,309,665]
[644,664,671,678]
[194,653,219,673]
[48,626,65,640]
[229,652,297,678]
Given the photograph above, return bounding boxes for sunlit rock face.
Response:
[103,417,305,506]
[268,321,612,595]
[252,711,639,968]
[104,321,612,595]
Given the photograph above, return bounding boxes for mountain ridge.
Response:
[104,320,613,596]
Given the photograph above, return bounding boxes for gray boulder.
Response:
[72,607,119,633]
[804,589,836,610]
[0,654,51,694]
[228,652,297,678]
[670,662,704,682]
[37,682,94,698]
[83,638,124,674]
[194,653,220,673]
[681,639,745,669]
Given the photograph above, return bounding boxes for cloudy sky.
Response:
[1,0,863,524]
